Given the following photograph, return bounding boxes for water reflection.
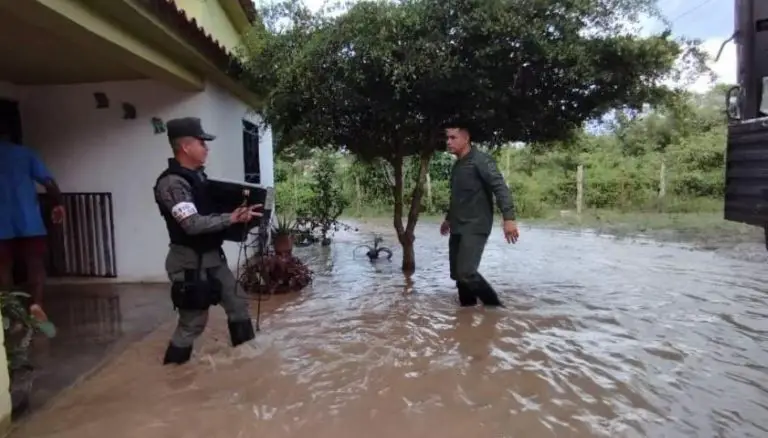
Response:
[49,292,123,341]
[10,221,768,438]
[23,283,174,417]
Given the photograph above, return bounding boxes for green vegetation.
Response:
[273,85,754,246]
[244,0,708,271]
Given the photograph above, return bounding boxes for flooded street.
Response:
[11,221,768,438]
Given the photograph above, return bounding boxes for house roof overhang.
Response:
[87,0,263,108]
[0,0,204,88]
[0,0,263,107]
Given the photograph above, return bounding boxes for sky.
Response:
[292,0,737,93]
[644,0,736,92]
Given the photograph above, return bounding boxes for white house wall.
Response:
[201,81,275,188]
[0,81,21,100]
[0,79,274,282]
[196,81,275,271]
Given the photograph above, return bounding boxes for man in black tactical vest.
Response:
[153,117,262,365]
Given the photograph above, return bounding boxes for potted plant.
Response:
[1,291,56,416]
[272,215,296,256]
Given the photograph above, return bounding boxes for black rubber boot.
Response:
[457,281,478,307]
[460,276,505,308]
[163,343,192,365]
[228,319,255,347]
[475,282,505,307]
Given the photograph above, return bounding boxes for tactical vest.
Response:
[154,158,226,252]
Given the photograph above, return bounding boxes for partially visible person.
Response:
[0,119,65,322]
[440,121,519,307]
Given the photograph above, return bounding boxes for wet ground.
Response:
[10,221,768,437]
[23,283,172,414]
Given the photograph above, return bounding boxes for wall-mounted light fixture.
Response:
[151,117,166,134]
[122,103,136,120]
[93,92,109,109]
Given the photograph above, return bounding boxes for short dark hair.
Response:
[170,138,183,153]
[443,118,473,138]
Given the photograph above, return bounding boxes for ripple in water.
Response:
[11,220,768,438]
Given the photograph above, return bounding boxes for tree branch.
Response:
[391,153,406,240]
[405,150,433,235]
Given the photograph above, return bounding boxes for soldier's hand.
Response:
[503,220,519,244]
[230,204,263,223]
[440,220,450,236]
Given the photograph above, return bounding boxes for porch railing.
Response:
[40,192,117,277]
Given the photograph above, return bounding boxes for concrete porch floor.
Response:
[21,283,174,415]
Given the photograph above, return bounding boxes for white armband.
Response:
[171,202,198,222]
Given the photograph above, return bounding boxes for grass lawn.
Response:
[528,210,763,247]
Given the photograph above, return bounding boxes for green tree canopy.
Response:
[243,0,706,271]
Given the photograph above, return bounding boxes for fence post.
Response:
[658,160,667,211]
[576,164,584,217]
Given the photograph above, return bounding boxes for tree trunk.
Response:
[392,155,410,271]
[391,151,432,273]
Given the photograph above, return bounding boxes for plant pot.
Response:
[10,366,34,418]
[274,234,293,256]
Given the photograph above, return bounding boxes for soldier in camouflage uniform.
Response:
[153,117,261,365]
[440,121,520,307]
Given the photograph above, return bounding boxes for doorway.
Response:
[0,98,22,143]
[0,99,27,285]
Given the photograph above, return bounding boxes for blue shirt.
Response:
[0,141,54,239]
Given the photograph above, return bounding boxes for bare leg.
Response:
[0,239,13,291]
[21,237,49,321]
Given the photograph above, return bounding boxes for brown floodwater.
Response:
[10,221,768,438]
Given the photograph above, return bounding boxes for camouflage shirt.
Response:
[154,172,232,270]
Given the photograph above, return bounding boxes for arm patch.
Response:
[170,202,198,222]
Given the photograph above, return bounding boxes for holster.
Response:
[170,251,223,311]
